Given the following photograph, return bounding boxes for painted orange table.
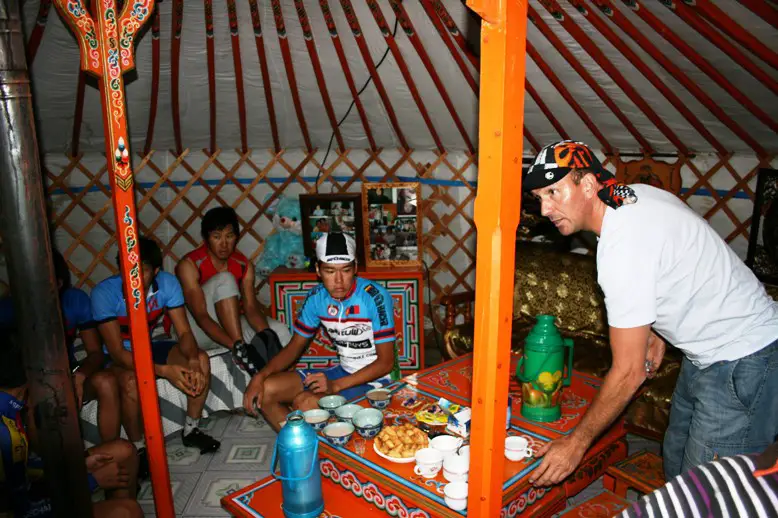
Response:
[222,353,626,517]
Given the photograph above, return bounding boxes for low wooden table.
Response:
[603,450,665,497]
[222,353,627,517]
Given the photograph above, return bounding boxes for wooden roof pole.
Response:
[51,0,175,516]
[465,0,527,516]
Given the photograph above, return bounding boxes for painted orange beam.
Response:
[52,0,175,516]
[737,0,778,31]
[465,0,527,516]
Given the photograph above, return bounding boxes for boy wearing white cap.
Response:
[243,233,399,430]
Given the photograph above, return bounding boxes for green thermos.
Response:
[516,314,574,422]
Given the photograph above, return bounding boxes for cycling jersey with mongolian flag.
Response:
[90,271,185,351]
[293,277,400,379]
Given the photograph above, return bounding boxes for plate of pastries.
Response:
[373,423,430,463]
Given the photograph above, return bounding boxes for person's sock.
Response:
[184,416,200,436]
[133,439,145,451]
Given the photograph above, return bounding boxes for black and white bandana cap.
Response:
[315,233,357,264]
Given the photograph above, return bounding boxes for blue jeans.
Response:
[663,338,778,479]
[297,365,390,401]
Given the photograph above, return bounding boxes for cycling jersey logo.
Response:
[345,305,359,316]
[334,339,372,350]
[364,284,389,327]
[327,304,338,316]
[340,323,370,336]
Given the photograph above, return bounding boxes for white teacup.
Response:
[413,448,443,479]
[458,445,470,462]
[504,436,533,462]
[443,453,469,482]
[430,435,463,459]
[444,481,468,511]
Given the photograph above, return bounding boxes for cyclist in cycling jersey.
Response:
[243,233,399,431]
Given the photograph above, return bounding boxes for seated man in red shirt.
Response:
[176,207,283,376]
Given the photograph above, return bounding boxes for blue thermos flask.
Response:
[271,410,324,518]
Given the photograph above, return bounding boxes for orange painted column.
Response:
[51,0,175,516]
[465,0,529,516]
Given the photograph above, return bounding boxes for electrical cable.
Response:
[422,259,442,358]
[315,17,400,192]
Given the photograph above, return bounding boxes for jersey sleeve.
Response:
[369,284,396,345]
[597,226,659,329]
[293,288,321,339]
[90,281,120,323]
[157,272,185,309]
[63,288,96,330]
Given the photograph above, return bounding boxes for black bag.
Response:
[247,327,283,372]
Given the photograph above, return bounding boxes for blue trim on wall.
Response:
[47,176,751,199]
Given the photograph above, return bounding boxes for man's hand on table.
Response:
[529,434,588,487]
[303,373,338,395]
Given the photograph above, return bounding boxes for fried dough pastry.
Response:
[374,423,429,459]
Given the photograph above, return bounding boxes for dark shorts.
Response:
[151,340,177,365]
[297,365,390,401]
[104,340,177,369]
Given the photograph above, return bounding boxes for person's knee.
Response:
[118,370,139,400]
[90,371,120,400]
[198,350,211,375]
[292,391,318,411]
[94,499,143,518]
[101,439,136,464]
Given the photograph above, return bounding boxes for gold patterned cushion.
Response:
[514,243,607,338]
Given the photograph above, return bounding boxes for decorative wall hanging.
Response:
[361,182,422,268]
[746,169,778,286]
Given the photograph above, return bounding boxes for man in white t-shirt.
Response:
[522,140,778,487]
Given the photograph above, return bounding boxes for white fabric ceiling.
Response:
[20,0,778,155]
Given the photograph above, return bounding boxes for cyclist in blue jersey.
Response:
[0,250,121,444]
[243,233,399,430]
[0,340,141,517]
[91,237,219,465]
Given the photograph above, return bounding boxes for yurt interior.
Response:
[1,0,777,516]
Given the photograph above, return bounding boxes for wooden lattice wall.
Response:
[39,148,777,315]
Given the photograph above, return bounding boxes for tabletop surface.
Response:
[222,353,614,517]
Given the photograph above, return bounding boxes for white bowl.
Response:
[444,481,468,511]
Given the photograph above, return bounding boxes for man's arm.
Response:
[77,327,106,378]
[530,324,650,486]
[167,306,200,362]
[176,258,234,347]
[97,320,167,377]
[240,266,269,334]
[570,325,650,446]
[330,341,394,393]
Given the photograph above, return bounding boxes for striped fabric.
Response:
[622,455,778,518]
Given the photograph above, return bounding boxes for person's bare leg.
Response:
[292,391,321,412]
[166,346,210,419]
[214,296,244,346]
[87,439,138,499]
[260,372,307,431]
[93,499,143,518]
[111,365,143,442]
[86,370,122,442]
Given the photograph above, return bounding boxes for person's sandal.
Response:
[182,428,221,454]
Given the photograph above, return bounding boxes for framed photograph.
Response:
[361,182,422,268]
[299,193,365,267]
[746,168,778,286]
